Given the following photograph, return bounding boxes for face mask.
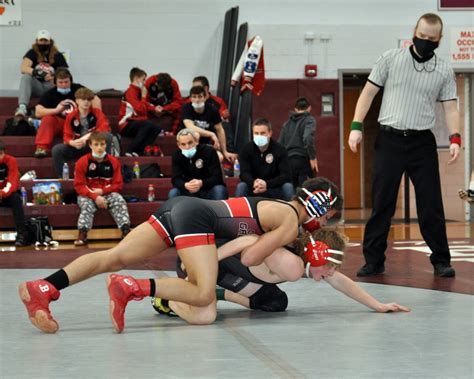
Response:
[412,37,439,58]
[192,102,205,110]
[253,135,269,147]
[136,82,144,89]
[57,87,71,95]
[302,216,321,232]
[182,146,197,159]
[92,151,106,159]
[38,44,50,52]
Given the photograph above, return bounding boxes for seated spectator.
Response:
[34,68,102,158]
[181,85,236,163]
[52,87,112,178]
[145,72,183,135]
[118,67,162,157]
[278,97,318,187]
[15,30,68,119]
[168,129,227,200]
[0,140,29,246]
[73,132,131,246]
[235,118,294,201]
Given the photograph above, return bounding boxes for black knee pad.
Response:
[249,284,288,312]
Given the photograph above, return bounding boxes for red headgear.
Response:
[304,235,344,277]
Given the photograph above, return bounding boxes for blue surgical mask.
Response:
[182,146,197,159]
[57,87,71,95]
[253,135,269,147]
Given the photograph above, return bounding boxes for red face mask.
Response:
[302,217,321,232]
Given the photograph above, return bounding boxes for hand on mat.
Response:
[376,302,411,313]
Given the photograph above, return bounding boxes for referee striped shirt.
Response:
[368,47,457,130]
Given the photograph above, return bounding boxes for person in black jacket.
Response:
[168,129,228,200]
[235,118,294,201]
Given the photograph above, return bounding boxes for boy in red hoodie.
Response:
[73,132,131,245]
[118,67,162,156]
[0,140,29,246]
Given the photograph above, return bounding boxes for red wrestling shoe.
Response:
[18,280,60,333]
[144,145,153,156]
[107,274,147,333]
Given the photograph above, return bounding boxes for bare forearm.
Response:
[216,125,227,152]
[183,120,214,138]
[35,105,59,118]
[217,235,259,261]
[353,83,379,122]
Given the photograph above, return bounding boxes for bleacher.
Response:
[0,96,239,234]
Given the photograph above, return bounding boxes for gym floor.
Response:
[0,220,473,378]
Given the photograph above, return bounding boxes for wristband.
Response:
[350,121,362,131]
[449,133,461,147]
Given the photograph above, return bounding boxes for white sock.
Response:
[469,181,474,191]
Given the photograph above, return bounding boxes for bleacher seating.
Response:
[0,96,239,232]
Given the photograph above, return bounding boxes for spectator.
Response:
[15,30,68,118]
[33,68,101,158]
[73,132,131,246]
[118,67,162,156]
[181,85,236,163]
[52,87,112,178]
[278,97,318,187]
[235,118,294,201]
[169,129,227,200]
[145,72,183,135]
[0,140,29,246]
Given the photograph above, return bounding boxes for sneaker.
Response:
[151,297,176,317]
[34,148,48,159]
[15,104,28,118]
[433,263,456,278]
[356,263,385,277]
[124,152,139,158]
[152,145,163,157]
[107,274,147,333]
[144,145,153,156]
[15,230,29,247]
[74,230,88,246]
[18,280,60,333]
[458,189,474,203]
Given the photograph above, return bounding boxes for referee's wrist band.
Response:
[350,121,363,131]
[449,133,462,147]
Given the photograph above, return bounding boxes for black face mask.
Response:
[412,37,439,58]
[38,44,50,53]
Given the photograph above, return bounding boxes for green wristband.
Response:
[350,121,363,131]
[216,288,225,301]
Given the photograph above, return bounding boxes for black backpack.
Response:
[140,163,163,178]
[3,118,37,136]
[26,217,58,246]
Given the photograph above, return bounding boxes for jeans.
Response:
[168,185,228,200]
[234,182,294,201]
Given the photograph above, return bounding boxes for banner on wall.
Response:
[450,28,474,64]
[0,0,22,26]
[439,0,474,10]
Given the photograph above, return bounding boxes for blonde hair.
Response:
[296,229,348,268]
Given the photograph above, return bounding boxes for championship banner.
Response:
[0,0,22,26]
[450,27,474,64]
[439,0,474,10]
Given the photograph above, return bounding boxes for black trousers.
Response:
[121,120,162,154]
[0,191,26,231]
[363,128,450,266]
[288,155,313,188]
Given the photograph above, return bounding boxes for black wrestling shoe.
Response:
[151,297,177,317]
[433,264,455,278]
[357,264,385,277]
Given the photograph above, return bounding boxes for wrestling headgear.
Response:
[304,235,344,277]
[298,188,336,218]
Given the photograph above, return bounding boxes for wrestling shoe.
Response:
[151,297,176,317]
[107,274,147,333]
[18,280,60,333]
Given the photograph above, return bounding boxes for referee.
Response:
[348,13,461,278]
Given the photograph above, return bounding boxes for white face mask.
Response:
[192,101,205,110]
[136,82,144,89]
[253,135,269,147]
[92,151,106,159]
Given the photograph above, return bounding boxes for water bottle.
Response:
[62,162,69,180]
[28,118,41,130]
[133,161,140,179]
[148,184,155,202]
[233,159,240,178]
[21,187,27,206]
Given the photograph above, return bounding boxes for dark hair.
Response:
[156,73,172,90]
[89,132,107,143]
[416,13,443,36]
[129,67,146,82]
[193,76,210,88]
[190,85,206,96]
[253,117,272,131]
[295,97,310,111]
[0,140,5,152]
[55,67,73,83]
[294,177,344,211]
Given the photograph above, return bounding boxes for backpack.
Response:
[121,164,134,183]
[26,217,58,246]
[3,118,37,136]
[140,163,163,178]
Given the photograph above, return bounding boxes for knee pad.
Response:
[249,284,288,312]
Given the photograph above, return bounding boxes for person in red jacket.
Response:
[0,140,29,246]
[118,68,162,156]
[52,87,112,177]
[73,132,131,246]
[145,72,183,135]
